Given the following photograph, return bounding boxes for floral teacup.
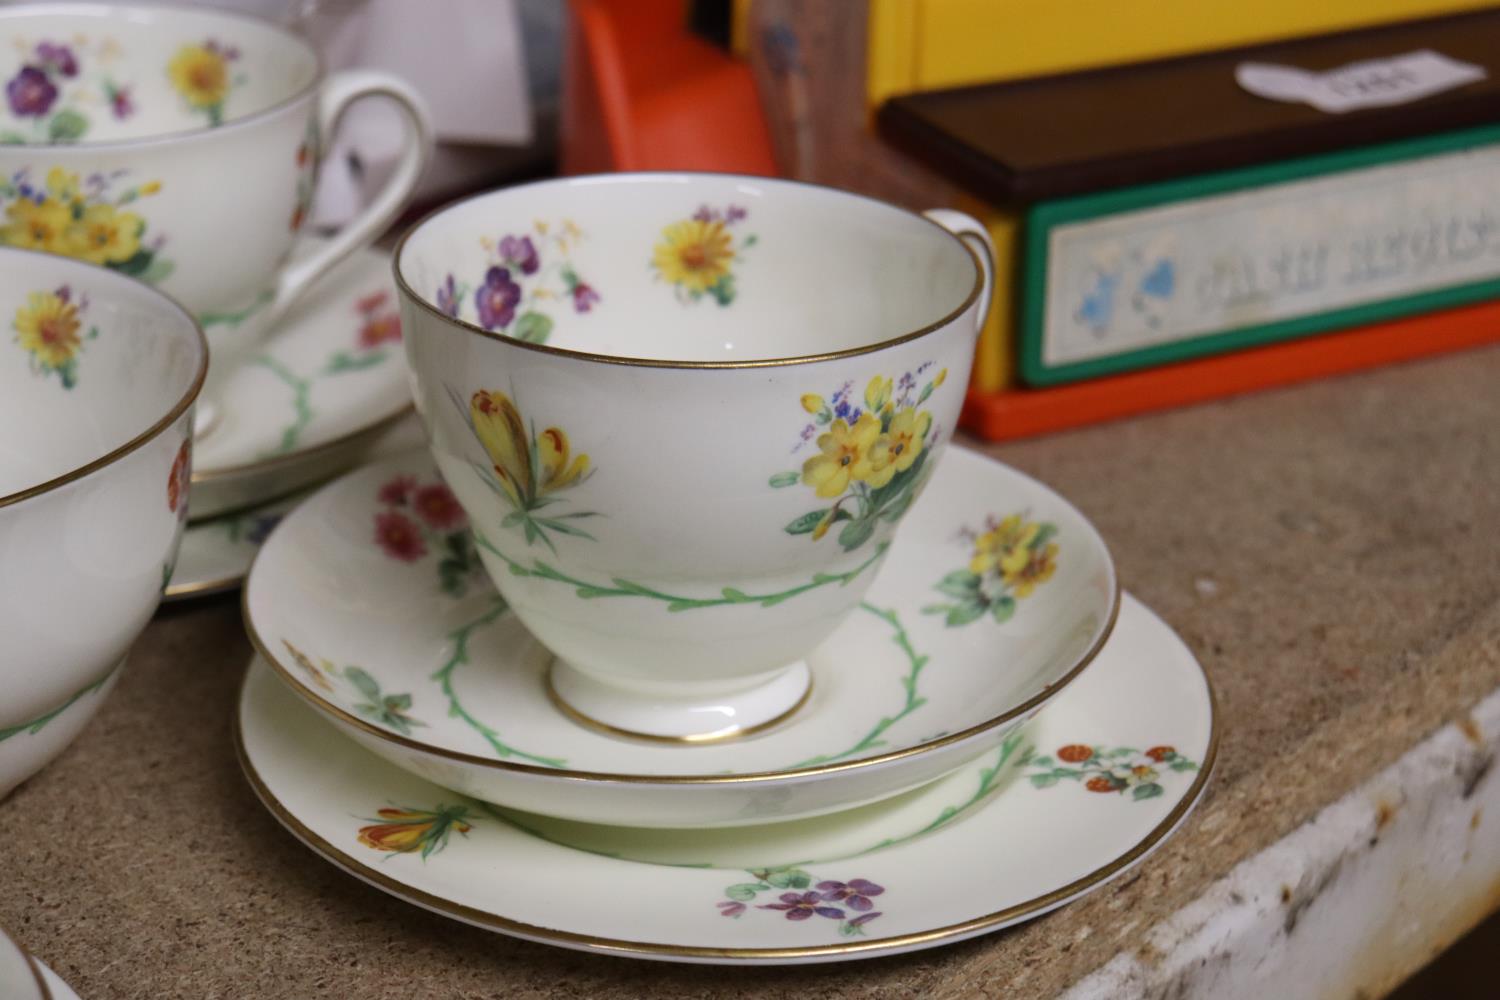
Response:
[395,174,995,741]
[0,246,206,797]
[0,2,432,412]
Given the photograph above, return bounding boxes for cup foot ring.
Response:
[545,660,812,744]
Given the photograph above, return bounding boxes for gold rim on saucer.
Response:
[232,660,1218,961]
[241,572,1121,785]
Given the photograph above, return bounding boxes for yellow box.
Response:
[868,0,1495,107]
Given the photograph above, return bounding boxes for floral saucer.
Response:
[244,447,1118,827]
[187,239,413,520]
[236,592,1216,964]
[164,416,425,601]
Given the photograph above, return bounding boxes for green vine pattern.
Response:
[0,671,111,744]
[199,289,272,329]
[783,602,929,770]
[473,531,888,612]
[252,289,400,457]
[428,599,568,768]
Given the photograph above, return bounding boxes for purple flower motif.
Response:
[498,234,539,275]
[7,65,57,117]
[726,205,747,224]
[692,205,718,223]
[759,891,845,921]
[54,285,71,305]
[475,266,521,330]
[436,274,460,318]
[108,84,134,120]
[204,40,241,60]
[833,399,861,424]
[816,879,884,912]
[35,42,78,78]
[847,911,882,928]
[571,281,600,313]
[716,901,746,918]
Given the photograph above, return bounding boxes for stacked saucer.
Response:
[232,173,1218,964]
[165,240,426,600]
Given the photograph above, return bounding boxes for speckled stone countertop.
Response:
[3,347,1498,998]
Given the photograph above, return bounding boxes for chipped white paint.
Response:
[1063,685,1500,1000]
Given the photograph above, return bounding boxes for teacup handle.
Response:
[264,69,435,332]
[923,209,997,335]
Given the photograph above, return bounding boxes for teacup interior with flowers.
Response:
[398,175,980,362]
[0,4,317,145]
[0,248,202,497]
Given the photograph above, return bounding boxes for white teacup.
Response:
[0,246,206,796]
[396,174,995,741]
[0,2,432,410]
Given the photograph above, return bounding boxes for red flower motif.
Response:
[358,312,401,349]
[1086,776,1118,793]
[290,204,306,231]
[412,483,466,531]
[374,510,426,562]
[1145,746,1175,762]
[355,290,390,315]
[166,439,191,513]
[296,143,310,167]
[1058,744,1093,763]
[377,475,415,506]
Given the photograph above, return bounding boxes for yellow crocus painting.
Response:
[458,386,597,552]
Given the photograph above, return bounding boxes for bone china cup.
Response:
[0,2,433,402]
[0,246,206,797]
[395,174,996,741]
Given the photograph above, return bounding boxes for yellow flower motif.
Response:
[139,180,162,196]
[168,43,230,109]
[280,640,333,692]
[652,219,734,294]
[69,203,142,265]
[45,167,81,205]
[864,375,892,413]
[1001,539,1059,597]
[1,197,72,254]
[933,367,948,387]
[800,393,825,414]
[14,290,81,370]
[536,427,590,493]
[357,806,471,855]
[802,413,883,498]
[969,515,1038,576]
[470,390,589,507]
[881,406,931,475]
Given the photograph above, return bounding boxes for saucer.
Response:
[187,239,413,520]
[36,962,82,1000]
[0,926,45,1000]
[165,416,425,601]
[244,446,1118,827]
[236,592,1216,964]
[1,658,122,800]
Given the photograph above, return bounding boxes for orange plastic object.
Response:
[961,300,1500,441]
[563,0,779,175]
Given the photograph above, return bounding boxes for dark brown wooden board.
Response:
[878,9,1500,204]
